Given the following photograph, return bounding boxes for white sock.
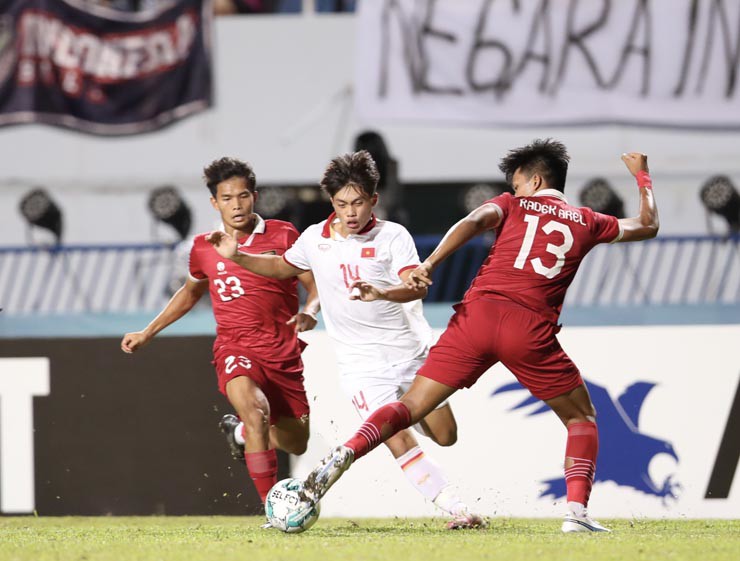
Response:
[396,446,454,506]
[567,501,586,517]
[433,485,469,517]
[234,422,245,445]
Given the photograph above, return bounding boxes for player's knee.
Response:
[439,428,458,447]
[400,395,432,424]
[282,438,308,456]
[241,404,270,434]
[430,425,457,447]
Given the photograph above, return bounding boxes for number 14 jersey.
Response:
[283,214,432,375]
[466,189,622,324]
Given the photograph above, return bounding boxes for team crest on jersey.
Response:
[361,247,376,258]
[318,244,331,251]
[217,262,226,272]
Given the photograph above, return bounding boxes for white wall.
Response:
[0,14,737,244]
[295,325,740,519]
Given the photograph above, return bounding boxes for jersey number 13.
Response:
[513,214,574,279]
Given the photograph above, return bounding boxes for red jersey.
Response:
[464,190,621,323]
[188,216,303,365]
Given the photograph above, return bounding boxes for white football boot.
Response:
[561,512,611,533]
[302,445,354,504]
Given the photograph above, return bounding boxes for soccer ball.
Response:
[265,478,321,533]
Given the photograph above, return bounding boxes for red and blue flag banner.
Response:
[0,0,212,135]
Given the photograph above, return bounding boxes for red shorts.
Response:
[417,297,582,401]
[213,343,309,424]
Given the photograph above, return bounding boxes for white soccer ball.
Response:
[265,478,321,533]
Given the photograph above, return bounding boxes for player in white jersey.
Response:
[207,151,484,529]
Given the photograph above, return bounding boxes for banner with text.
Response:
[0,0,212,135]
[355,0,740,128]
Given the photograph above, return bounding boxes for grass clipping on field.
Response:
[0,516,737,561]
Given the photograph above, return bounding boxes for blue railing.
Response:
[416,234,740,306]
[0,243,183,315]
[0,236,738,315]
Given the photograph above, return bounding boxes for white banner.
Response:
[355,0,740,128]
[295,325,739,519]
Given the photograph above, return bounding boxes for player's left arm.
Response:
[288,271,320,332]
[616,152,660,242]
[206,230,305,279]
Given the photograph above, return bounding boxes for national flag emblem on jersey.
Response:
[361,247,375,258]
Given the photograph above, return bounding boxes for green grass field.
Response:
[1,516,737,561]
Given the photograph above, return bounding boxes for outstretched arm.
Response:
[121,277,208,353]
[288,271,321,332]
[617,152,660,242]
[206,230,306,279]
[349,271,428,304]
[405,203,502,289]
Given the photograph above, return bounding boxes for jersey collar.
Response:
[321,213,378,239]
[237,214,266,248]
[532,189,569,203]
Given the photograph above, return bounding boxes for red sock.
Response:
[564,421,599,507]
[344,401,411,460]
[245,449,278,504]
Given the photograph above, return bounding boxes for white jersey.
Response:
[284,214,433,376]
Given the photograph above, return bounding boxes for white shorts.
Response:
[339,355,448,436]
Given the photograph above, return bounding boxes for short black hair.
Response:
[498,139,570,193]
[320,151,380,198]
[202,157,257,196]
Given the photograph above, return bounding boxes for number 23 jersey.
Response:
[188,216,303,364]
[467,189,622,324]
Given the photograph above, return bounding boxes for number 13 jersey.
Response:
[467,189,622,324]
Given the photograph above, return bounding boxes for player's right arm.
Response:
[405,203,503,289]
[121,277,208,353]
[205,230,305,279]
[617,152,660,242]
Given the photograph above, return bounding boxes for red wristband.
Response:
[636,170,652,189]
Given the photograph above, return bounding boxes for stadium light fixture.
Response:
[461,183,508,214]
[19,188,63,244]
[579,178,626,219]
[699,175,740,233]
[256,185,290,218]
[148,186,192,241]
